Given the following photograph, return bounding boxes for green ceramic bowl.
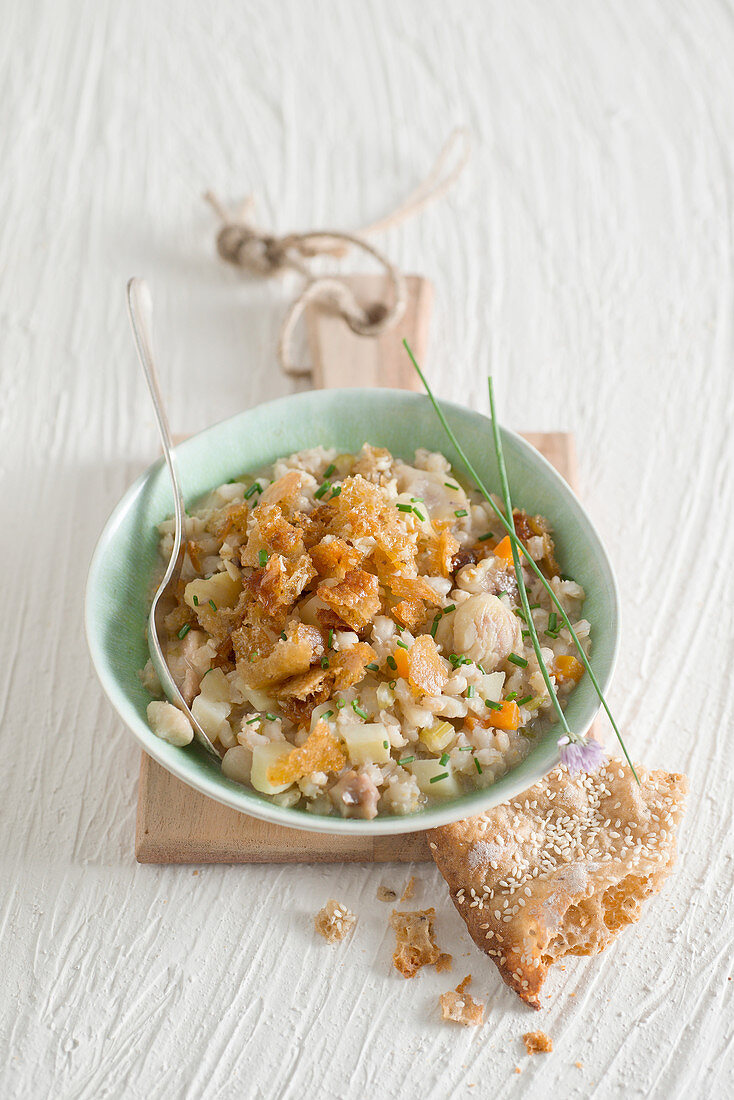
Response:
[85,389,619,835]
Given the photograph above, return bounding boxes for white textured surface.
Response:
[1,2,732,1097]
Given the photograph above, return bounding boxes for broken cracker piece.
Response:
[440,975,485,1027]
[314,899,357,944]
[523,1030,552,1055]
[435,953,453,973]
[428,761,687,1009]
[377,885,397,902]
[390,909,441,978]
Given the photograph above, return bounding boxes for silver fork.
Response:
[126,277,220,758]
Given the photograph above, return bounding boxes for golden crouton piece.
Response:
[267,720,346,785]
[309,536,364,580]
[389,573,442,605]
[317,568,382,632]
[389,909,442,978]
[241,503,306,565]
[238,623,324,689]
[439,976,485,1027]
[428,761,688,1009]
[407,634,449,697]
[392,599,428,631]
[248,553,316,614]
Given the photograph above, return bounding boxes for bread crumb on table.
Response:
[401,875,417,901]
[439,975,484,1027]
[377,885,397,902]
[523,1030,553,1055]
[389,908,444,978]
[435,952,453,973]
[314,899,357,944]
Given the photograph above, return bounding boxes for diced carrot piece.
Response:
[494,535,514,564]
[555,655,585,683]
[485,700,520,730]
[393,646,410,679]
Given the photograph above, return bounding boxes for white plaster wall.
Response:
[0,1,732,1096]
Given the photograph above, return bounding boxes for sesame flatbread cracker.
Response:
[427,761,687,1009]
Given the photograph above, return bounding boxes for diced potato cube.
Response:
[250,743,293,794]
[342,722,391,765]
[184,571,240,612]
[480,671,505,702]
[199,667,230,704]
[420,721,455,754]
[191,694,231,742]
[241,685,276,712]
[408,759,462,799]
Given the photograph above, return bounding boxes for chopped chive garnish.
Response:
[250,651,259,661]
[410,496,424,502]
[383,740,389,749]
[201,668,213,679]
[505,691,518,701]
[476,662,486,674]
[430,772,450,784]
[522,630,530,638]
[444,604,456,614]
[177,623,191,639]
[192,594,199,606]
[265,713,278,721]
[545,629,560,639]
[466,685,475,698]
[314,482,330,500]
[548,612,558,632]
[508,652,528,668]
[328,629,334,649]
[412,507,426,521]
[517,695,533,706]
[365,662,379,672]
[321,656,330,669]
[245,716,260,725]
[399,756,415,765]
[474,758,483,774]
[386,655,397,671]
[396,640,408,650]
[454,508,468,518]
[485,699,502,711]
[478,532,494,541]
[439,752,450,766]
[330,486,341,498]
[396,503,413,513]
[324,463,336,478]
[336,699,346,709]
[430,617,439,638]
[528,603,541,610]
[352,701,369,720]
[258,549,268,567]
[514,608,526,621]
[244,482,261,499]
[322,710,334,719]
[280,631,287,641]
[459,745,473,751]
[445,482,459,490]
[208,599,217,611]
[388,679,397,689]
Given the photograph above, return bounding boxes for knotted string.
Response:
[205,128,470,376]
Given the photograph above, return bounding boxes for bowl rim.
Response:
[85,387,620,836]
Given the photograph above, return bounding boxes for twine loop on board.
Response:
[205,127,471,376]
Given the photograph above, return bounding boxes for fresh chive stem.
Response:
[403,338,637,782]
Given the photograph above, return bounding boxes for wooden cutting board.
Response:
[135,274,578,864]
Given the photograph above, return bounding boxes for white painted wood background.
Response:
[1,1,732,1097]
